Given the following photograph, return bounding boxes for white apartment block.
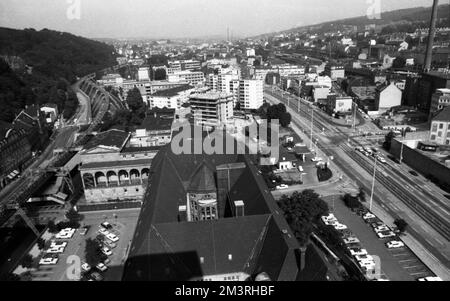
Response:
[168,70,205,86]
[238,79,264,110]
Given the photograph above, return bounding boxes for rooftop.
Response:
[433,106,450,122]
[138,108,175,131]
[151,84,194,98]
[80,158,152,170]
[83,129,130,151]
[122,133,327,281]
[190,91,233,101]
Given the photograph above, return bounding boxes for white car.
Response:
[334,223,348,231]
[362,213,376,220]
[311,157,323,162]
[81,263,91,272]
[55,228,76,239]
[321,214,338,226]
[355,254,374,262]
[96,263,108,272]
[374,225,390,233]
[46,246,65,254]
[50,241,68,248]
[359,260,376,269]
[418,276,442,281]
[343,237,360,245]
[106,233,119,242]
[386,240,405,249]
[101,247,112,256]
[298,166,304,172]
[349,248,368,257]
[276,184,289,190]
[39,257,59,265]
[377,231,396,239]
[99,228,110,236]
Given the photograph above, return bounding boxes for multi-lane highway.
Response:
[265,86,450,274]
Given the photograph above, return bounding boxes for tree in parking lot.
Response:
[278,190,329,246]
[20,254,33,269]
[66,208,82,222]
[342,193,361,210]
[47,220,58,234]
[85,238,107,267]
[394,218,408,233]
[37,238,46,251]
[357,186,366,203]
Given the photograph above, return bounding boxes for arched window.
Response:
[95,172,107,187]
[82,173,95,189]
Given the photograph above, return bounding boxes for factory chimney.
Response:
[424,0,440,72]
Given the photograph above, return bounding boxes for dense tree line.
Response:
[0,27,117,123]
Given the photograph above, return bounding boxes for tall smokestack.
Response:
[227,27,230,42]
[424,0,440,72]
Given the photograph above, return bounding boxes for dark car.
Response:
[90,272,104,281]
[409,170,419,177]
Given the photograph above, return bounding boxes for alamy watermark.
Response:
[66,0,81,20]
[366,0,381,20]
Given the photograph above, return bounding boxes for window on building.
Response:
[431,135,436,140]
[432,124,438,132]
[439,123,444,129]
[438,132,442,137]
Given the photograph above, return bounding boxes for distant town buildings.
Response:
[429,106,450,145]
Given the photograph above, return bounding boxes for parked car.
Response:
[90,272,104,281]
[103,240,117,249]
[99,228,110,236]
[377,231,396,239]
[276,184,289,190]
[81,263,91,273]
[55,228,76,239]
[363,212,376,220]
[374,225,390,233]
[334,223,348,231]
[386,240,405,249]
[418,276,442,281]
[349,248,368,257]
[96,263,108,272]
[106,233,119,242]
[100,222,113,230]
[101,247,112,256]
[39,255,59,265]
[311,157,323,162]
[343,237,360,245]
[355,254,374,262]
[79,226,90,236]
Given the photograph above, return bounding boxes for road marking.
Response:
[403,265,422,269]
[410,272,429,276]
[399,259,417,263]
[393,253,410,257]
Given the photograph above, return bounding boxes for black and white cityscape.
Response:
[0,0,449,285]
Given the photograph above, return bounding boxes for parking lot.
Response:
[28,208,140,281]
[322,195,434,281]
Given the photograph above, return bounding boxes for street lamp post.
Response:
[310,107,314,150]
[369,155,377,211]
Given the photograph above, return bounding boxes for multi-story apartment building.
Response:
[168,59,201,73]
[430,88,450,119]
[429,106,450,145]
[324,63,345,81]
[149,84,195,110]
[168,70,205,86]
[190,91,234,128]
[238,79,264,110]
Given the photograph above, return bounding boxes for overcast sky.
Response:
[0,0,438,39]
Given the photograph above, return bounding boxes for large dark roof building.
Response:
[122,133,328,281]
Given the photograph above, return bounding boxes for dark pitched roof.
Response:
[151,84,194,97]
[122,131,326,281]
[139,108,175,131]
[433,106,450,122]
[83,129,130,151]
[187,161,217,192]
